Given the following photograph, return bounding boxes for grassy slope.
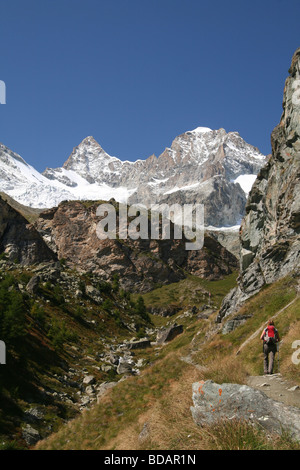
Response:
[136,271,239,311]
[0,265,152,449]
[35,272,300,450]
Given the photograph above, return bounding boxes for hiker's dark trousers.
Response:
[263,343,276,374]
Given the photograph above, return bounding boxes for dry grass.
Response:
[199,418,300,450]
[103,364,205,450]
[202,354,249,385]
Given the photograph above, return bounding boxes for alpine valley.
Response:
[0,49,299,451]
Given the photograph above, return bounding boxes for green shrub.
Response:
[52,284,65,306]
[19,272,31,285]
[73,306,84,319]
[135,296,150,321]
[47,319,78,350]
[31,302,47,328]
[112,273,120,292]
[0,275,27,343]
[103,299,113,311]
[0,440,27,450]
[78,280,86,296]
[98,281,112,295]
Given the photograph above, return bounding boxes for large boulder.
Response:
[191,380,300,441]
[156,323,183,344]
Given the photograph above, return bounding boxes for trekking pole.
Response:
[277,341,280,373]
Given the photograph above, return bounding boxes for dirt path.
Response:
[247,373,300,408]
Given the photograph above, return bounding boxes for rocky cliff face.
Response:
[217,48,300,321]
[0,196,56,265]
[34,200,238,292]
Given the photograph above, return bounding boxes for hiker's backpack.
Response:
[264,326,277,345]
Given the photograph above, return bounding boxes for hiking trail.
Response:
[247,373,300,409]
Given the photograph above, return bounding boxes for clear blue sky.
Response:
[0,0,299,171]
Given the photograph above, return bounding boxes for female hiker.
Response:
[260,319,280,375]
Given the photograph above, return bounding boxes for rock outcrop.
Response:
[217,48,300,322]
[0,196,56,265]
[34,199,238,292]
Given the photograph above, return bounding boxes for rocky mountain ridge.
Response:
[0,127,267,227]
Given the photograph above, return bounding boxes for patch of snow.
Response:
[148,177,169,186]
[234,174,257,195]
[189,127,213,134]
[205,224,240,231]
[163,182,200,195]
